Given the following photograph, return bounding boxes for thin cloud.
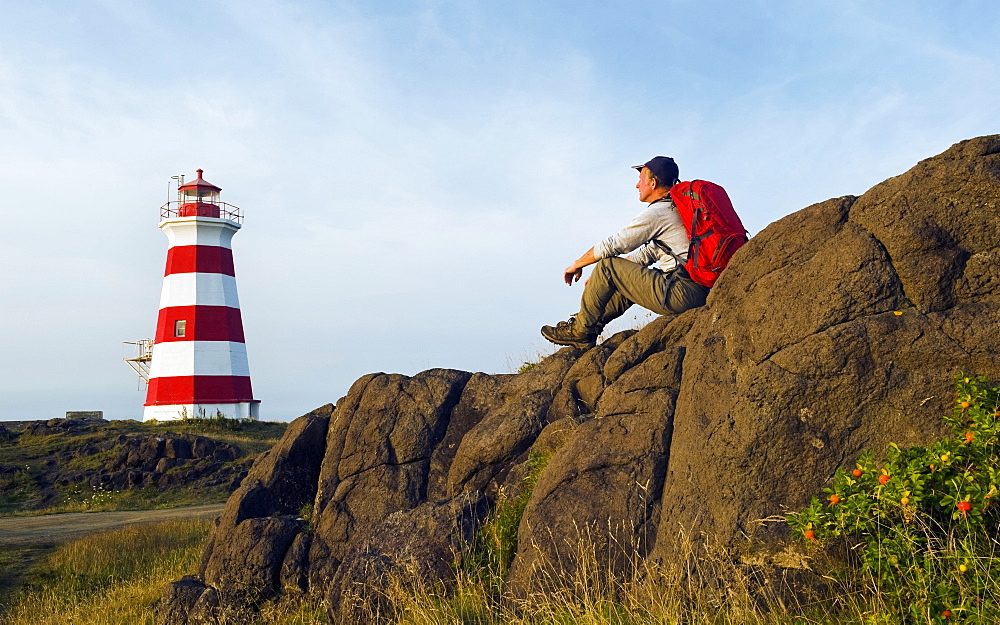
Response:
[2,1,1000,420]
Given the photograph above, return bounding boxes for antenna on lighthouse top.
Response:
[169,174,185,204]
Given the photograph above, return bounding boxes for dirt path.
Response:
[0,504,225,547]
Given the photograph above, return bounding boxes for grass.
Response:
[507,343,557,375]
[323,532,822,624]
[0,418,285,516]
[785,375,1000,623]
[0,520,332,625]
[307,376,1000,624]
[0,545,52,608]
[601,309,657,337]
[23,481,235,516]
[0,520,211,625]
[252,596,329,625]
[3,418,285,465]
[466,450,551,592]
[5,508,999,624]
[0,472,44,515]
[167,416,287,455]
[333,529,1000,624]
[0,527,899,625]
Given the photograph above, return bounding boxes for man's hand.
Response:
[562,247,598,286]
[564,266,583,285]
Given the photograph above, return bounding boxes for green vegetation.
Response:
[0,544,50,608]
[64,447,122,471]
[0,417,286,517]
[0,471,44,515]
[37,481,233,516]
[0,520,328,624]
[505,343,556,375]
[466,450,551,592]
[150,416,287,454]
[0,520,211,625]
[173,415,287,454]
[516,360,539,374]
[6,417,285,462]
[334,528,807,624]
[788,374,1000,623]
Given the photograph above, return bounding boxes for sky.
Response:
[1,0,998,422]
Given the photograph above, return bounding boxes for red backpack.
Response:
[668,180,748,288]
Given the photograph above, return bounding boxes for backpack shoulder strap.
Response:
[649,192,689,271]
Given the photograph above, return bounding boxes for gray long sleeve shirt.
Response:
[592,197,689,271]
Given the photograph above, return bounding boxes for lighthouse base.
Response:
[143,401,260,422]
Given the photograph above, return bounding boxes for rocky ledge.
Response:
[160,136,1000,624]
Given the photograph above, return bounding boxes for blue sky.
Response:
[1,0,998,421]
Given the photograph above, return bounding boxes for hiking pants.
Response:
[572,257,710,335]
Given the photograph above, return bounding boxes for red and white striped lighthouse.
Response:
[143,170,259,421]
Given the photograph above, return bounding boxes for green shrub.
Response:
[788,374,1000,623]
[466,450,551,590]
[180,411,249,432]
[516,360,538,374]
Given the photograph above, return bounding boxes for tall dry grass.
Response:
[8,498,995,624]
[0,515,970,624]
[325,513,835,625]
[0,520,210,625]
[0,518,330,625]
[332,514,981,625]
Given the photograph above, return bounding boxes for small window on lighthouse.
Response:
[174,320,187,337]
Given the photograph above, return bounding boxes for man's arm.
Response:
[563,247,597,285]
[627,242,658,267]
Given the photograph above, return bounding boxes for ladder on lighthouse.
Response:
[123,339,154,386]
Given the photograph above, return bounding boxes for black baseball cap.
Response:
[632,156,679,185]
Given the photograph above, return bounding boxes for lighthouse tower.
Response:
[143,170,259,421]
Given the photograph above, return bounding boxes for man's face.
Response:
[636,168,657,202]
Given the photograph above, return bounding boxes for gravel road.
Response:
[0,504,225,547]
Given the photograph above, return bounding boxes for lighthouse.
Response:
[142,170,259,421]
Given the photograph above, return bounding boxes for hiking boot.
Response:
[551,316,575,329]
[540,319,597,349]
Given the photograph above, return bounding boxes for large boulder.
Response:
[444,350,577,496]
[652,135,1000,562]
[307,369,472,586]
[326,491,490,623]
[170,407,332,619]
[508,331,684,594]
[158,135,1000,622]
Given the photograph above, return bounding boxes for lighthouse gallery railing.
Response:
[160,201,243,224]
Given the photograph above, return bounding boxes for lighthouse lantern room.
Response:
[143,170,259,421]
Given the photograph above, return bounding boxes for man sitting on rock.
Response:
[541,156,709,349]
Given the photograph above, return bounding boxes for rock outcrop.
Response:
[159,136,1000,624]
[4,419,247,502]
